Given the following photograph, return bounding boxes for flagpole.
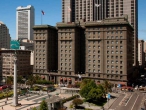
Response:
[67,8,68,22]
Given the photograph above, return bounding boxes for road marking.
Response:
[131,95,139,110]
[119,94,128,105]
[125,93,133,106]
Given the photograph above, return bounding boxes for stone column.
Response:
[12,52,18,106]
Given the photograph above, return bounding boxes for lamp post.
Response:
[12,51,18,106]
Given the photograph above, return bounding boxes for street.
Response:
[109,92,146,110]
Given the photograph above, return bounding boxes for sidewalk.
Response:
[104,93,121,109]
[63,93,121,110]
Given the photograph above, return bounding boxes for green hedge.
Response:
[0,91,13,99]
[62,95,80,104]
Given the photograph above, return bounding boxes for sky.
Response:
[0,0,146,40]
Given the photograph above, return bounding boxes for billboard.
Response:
[10,40,20,49]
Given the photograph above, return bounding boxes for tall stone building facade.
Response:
[33,25,58,81]
[33,17,134,85]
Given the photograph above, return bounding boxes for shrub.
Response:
[72,98,83,107]
[62,95,79,104]
[36,80,53,85]
[32,107,37,110]
[33,86,40,91]
[39,100,48,110]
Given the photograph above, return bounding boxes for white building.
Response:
[16,5,35,40]
[0,21,11,49]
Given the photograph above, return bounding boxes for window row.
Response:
[107,70,123,74]
[60,33,72,36]
[60,59,72,62]
[107,36,123,39]
[60,67,72,71]
[60,54,72,57]
[60,41,72,44]
[107,41,123,44]
[61,45,72,48]
[61,63,72,66]
[107,55,123,59]
[107,46,123,49]
[107,60,123,64]
[61,50,72,53]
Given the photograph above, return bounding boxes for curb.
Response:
[104,94,121,109]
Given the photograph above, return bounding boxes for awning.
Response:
[68,78,72,81]
[41,75,45,78]
[60,77,63,80]
[118,82,126,85]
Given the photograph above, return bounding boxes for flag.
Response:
[78,74,81,79]
[95,4,101,7]
[68,7,71,12]
[41,10,45,15]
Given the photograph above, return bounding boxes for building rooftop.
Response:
[45,96,62,103]
[33,25,56,30]
[0,21,4,24]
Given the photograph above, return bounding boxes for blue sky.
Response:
[0,0,146,40]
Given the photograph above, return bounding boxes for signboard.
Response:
[10,40,20,49]
[108,94,111,99]
[118,84,121,88]
[106,94,111,99]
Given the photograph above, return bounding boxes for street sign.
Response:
[106,94,111,99]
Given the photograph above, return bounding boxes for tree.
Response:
[6,76,13,85]
[32,107,37,110]
[27,74,36,88]
[80,79,97,100]
[97,84,106,98]
[102,80,113,94]
[39,100,48,110]
[34,75,41,80]
[17,75,24,84]
[72,98,83,107]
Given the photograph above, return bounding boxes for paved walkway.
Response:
[0,88,76,110]
[0,88,122,110]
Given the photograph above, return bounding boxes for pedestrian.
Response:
[2,106,3,110]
